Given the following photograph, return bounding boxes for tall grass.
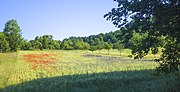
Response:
[90,49,161,59]
[0,50,179,92]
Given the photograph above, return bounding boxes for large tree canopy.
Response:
[3,19,22,52]
[105,0,180,72]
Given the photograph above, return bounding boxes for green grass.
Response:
[87,49,161,59]
[0,50,179,92]
[0,53,18,89]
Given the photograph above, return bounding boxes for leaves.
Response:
[105,0,180,72]
[3,19,22,52]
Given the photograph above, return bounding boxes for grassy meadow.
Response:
[0,49,179,92]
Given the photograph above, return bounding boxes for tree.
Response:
[104,42,112,55]
[94,38,101,46]
[105,0,180,72]
[128,32,149,59]
[3,19,22,52]
[61,40,73,50]
[98,35,103,42]
[38,35,56,49]
[157,39,180,73]
[113,41,124,56]
[67,39,74,48]
[89,46,96,52]
[30,40,42,50]
[20,39,32,50]
[82,42,90,51]
[96,42,104,54]
[0,32,9,52]
[74,40,84,50]
[42,35,50,49]
[53,40,61,49]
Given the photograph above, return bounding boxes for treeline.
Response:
[21,31,125,53]
[21,35,61,50]
[0,19,164,57]
[0,19,126,54]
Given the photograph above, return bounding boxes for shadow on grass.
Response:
[0,69,179,92]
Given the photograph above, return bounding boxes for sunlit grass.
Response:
[90,49,162,59]
[0,50,179,92]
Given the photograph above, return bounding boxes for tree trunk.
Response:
[120,51,121,56]
[108,49,110,55]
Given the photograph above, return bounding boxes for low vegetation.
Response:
[0,50,179,92]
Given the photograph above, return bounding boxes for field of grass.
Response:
[0,50,179,92]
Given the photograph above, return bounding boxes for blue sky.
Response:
[0,0,118,40]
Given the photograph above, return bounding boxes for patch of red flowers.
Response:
[23,53,58,70]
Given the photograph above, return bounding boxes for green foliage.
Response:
[74,40,84,50]
[52,40,61,49]
[20,40,32,50]
[61,40,73,50]
[96,42,104,51]
[104,42,113,55]
[55,30,126,51]
[105,0,180,72]
[104,42,112,50]
[30,40,42,50]
[113,41,124,56]
[60,37,91,50]
[156,38,180,73]
[3,19,22,52]
[129,32,148,59]
[89,46,96,52]
[42,35,53,49]
[82,42,90,50]
[26,35,62,50]
[0,32,9,52]
[94,38,101,46]
[98,35,103,41]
